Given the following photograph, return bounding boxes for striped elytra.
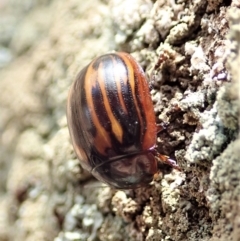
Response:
[67,52,179,189]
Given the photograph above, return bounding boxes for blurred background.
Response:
[0,0,239,241]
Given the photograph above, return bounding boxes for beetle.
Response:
[67,52,179,189]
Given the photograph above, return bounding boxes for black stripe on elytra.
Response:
[112,54,141,146]
[91,80,111,132]
[79,68,107,167]
[97,54,141,149]
[92,55,125,155]
[72,65,113,168]
[91,55,114,134]
[90,63,125,157]
[81,88,105,168]
[91,54,142,154]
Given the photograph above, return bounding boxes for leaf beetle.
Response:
[67,52,179,189]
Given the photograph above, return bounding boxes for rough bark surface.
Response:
[0,0,239,241]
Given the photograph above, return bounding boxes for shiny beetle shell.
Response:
[67,52,178,189]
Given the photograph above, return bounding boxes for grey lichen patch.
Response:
[216,83,239,130]
[142,205,154,228]
[185,37,238,166]
[132,1,185,49]
[163,0,207,45]
[55,198,103,241]
[145,0,207,49]
[110,0,153,46]
[95,185,113,213]
[109,172,184,240]
[200,9,230,84]
[111,0,208,51]
[166,22,191,45]
[187,45,210,74]
[207,139,240,241]
[185,102,230,165]
[179,91,205,111]
[10,6,53,55]
[0,0,53,66]
[160,171,184,213]
[155,43,186,78]
[99,215,127,241]
[152,1,184,40]
[0,61,45,124]
[227,7,240,101]
[112,191,140,222]
[206,8,240,240]
[17,195,58,241]
[44,125,92,191]
[7,156,49,197]
[16,129,44,159]
[135,19,160,49]
[145,228,162,241]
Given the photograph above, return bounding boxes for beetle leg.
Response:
[156,123,165,133]
[157,153,181,171]
[156,122,170,133]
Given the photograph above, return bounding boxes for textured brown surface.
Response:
[0,0,239,241]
